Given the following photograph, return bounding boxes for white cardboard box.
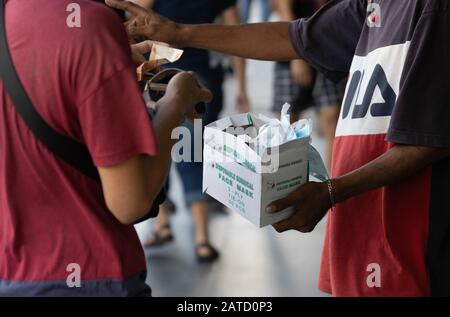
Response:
[203,113,311,227]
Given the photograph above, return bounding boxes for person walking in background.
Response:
[131,0,250,263]
[239,0,271,23]
[273,0,346,169]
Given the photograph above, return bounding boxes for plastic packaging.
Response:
[251,103,312,155]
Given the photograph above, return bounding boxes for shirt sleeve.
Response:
[73,4,158,167]
[289,0,367,82]
[387,10,450,148]
[78,66,157,167]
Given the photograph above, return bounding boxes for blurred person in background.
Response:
[239,0,272,23]
[273,0,346,169]
[131,0,250,263]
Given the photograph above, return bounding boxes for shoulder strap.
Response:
[0,1,99,182]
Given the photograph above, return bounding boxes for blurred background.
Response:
[134,0,334,297]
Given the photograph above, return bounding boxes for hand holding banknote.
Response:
[130,40,155,65]
[136,43,183,81]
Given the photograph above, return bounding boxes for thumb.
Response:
[132,40,154,55]
[198,88,213,104]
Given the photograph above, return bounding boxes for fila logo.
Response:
[342,64,396,120]
[336,42,411,137]
[367,1,381,28]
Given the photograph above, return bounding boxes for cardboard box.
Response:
[203,113,312,227]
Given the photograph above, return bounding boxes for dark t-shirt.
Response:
[293,0,328,19]
[290,0,450,296]
[0,0,157,296]
[153,0,237,73]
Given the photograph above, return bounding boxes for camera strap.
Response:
[0,1,100,181]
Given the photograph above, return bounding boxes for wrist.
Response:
[325,179,336,208]
[330,176,358,205]
[172,23,189,47]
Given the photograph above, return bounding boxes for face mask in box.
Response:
[202,104,328,227]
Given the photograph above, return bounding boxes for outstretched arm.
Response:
[175,22,297,61]
[105,0,299,61]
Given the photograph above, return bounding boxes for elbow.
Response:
[105,195,155,225]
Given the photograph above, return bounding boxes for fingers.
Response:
[105,0,147,16]
[133,54,146,65]
[132,40,154,55]
[131,41,154,65]
[199,87,213,104]
[266,191,300,214]
[185,71,213,103]
[272,214,314,234]
[272,218,293,233]
[139,60,160,73]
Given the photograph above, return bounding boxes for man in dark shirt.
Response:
[108,0,450,296]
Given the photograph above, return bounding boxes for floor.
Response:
[134,5,329,297]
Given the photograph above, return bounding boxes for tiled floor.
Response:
[135,57,329,297]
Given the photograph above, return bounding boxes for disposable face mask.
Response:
[308,145,329,182]
[252,103,311,155]
[292,119,312,139]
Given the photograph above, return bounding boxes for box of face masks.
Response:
[202,104,328,227]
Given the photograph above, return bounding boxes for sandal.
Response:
[143,224,174,248]
[196,243,220,263]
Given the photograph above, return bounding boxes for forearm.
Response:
[98,95,184,224]
[332,145,450,203]
[174,22,298,61]
[143,96,184,204]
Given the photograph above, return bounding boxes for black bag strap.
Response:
[0,1,100,182]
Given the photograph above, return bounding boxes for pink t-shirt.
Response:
[0,0,157,296]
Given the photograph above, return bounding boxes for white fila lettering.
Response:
[335,42,411,137]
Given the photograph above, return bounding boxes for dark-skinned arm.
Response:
[267,145,450,233]
[175,22,297,61]
[105,0,299,61]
